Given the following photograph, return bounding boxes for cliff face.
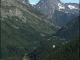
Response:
[1,0,30,18]
[34,0,62,15]
[34,0,79,15]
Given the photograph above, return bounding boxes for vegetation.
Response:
[52,10,78,26]
[55,17,79,40]
[27,17,79,60]
[1,0,58,59]
[1,0,79,60]
[28,38,79,60]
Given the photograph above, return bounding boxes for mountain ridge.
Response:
[54,17,79,39]
[34,0,79,15]
[1,0,79,60]
[34,0,79,26]
[1,0,59,59]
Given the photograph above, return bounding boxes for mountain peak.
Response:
[34,0,79,15]
[34,0,63,15]
[39,0,60,4]
[34,0,79,26]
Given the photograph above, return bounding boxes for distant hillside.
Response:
[55,17,79,39]
[52,10,78,26]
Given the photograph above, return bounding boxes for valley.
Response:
[0,0,79,60]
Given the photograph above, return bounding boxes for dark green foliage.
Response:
[55,17,79,40]
[46,38,79,60]
[28,38,79,60]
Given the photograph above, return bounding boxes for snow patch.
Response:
[58,3,65,9]
[68,5,78,9]
[53,45,55,48]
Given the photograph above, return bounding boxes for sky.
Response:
[29,0,40,4]
[29,0,79,4]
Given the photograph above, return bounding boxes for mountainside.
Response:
[55,17,79,39]
[1,0,59,59]
[34,0,79,26]
[52,10,78,26]
[27,17,79,60]
[1,0,79,60]
[1,0,58,34]
[28,38,79,60]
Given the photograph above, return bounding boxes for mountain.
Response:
[34,0,79,26]
[52,10,78,26]
[1,0,58,34]
[27,17,79,60]
[54,17,79,39]
[28,38,79,60]
[1,0,59,59]
[1,0,79,60]
[34,0,79,16]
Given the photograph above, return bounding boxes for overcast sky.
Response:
[29,0,79,4]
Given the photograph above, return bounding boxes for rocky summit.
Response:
[34,0,79,16]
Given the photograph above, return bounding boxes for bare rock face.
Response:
[1,0,30,18]
[34,0,62,15]
[1,0,29,4]
[34,0,79,16]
